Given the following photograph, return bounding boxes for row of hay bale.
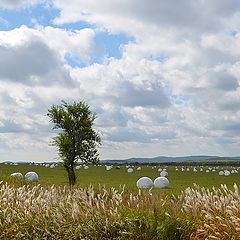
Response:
[10,172,39,182]
[174,166,239,176]
[137,176,169,189]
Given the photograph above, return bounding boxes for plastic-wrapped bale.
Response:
[154,177,170,188]
[127,168,133,173]
[137,177,153,189]
[158,168,162,172]
[84,166,89,170]
[137,167,141,171]
[25,172,39,182]
[10,172,23,178]
[50,164,55,169]
[76,165,81,170]
[224,170,230,176]
[106,165,112,171]
[219,171,224,176]
[160,170,168,177]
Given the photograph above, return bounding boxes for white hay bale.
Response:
[137,167,141,171]
[76,165,81,170]
[50,164,55,169]
[158,168,162,172]
[127,168,133,173]
[10,172,23,178]
[224,170,230,176]
[154,177,170,188]
[219,171,224,176]
[84,166,89,170]
[137,177,153,188]
[25,172,39,182]
[106,165,112,171]
[160,170,168,177]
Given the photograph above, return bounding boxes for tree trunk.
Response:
[67,164,76,186]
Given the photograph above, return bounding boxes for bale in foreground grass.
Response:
[154,177,170,188]
[10,172,23,178]
[136,177,153,189]
[25,172,39,182]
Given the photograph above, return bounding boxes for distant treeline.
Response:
[105,161,240,167]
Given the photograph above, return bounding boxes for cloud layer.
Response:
[0,1,240,161]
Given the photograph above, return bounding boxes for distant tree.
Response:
[47,100,101,185]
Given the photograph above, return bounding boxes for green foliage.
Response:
[47,100,101,185]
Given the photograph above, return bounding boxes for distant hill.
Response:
[101,155,240,164]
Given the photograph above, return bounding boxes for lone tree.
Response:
[47,100,101,185]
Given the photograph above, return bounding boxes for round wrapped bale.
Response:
[76,165,81,170]
[106,165,112,171]
[84,166,89,170]
[127,168,133,173]
[137,167,141,171]
[224,170,230,176]
[10,172,23,178]
[25,172,39,182]
[160,170,168,177]
[154,177,169,188]
[219,171,224,176]
[137,177,153,188]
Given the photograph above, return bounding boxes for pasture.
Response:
[1,163,240,192]
[1,163,240,239]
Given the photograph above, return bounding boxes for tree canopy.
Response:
[47,100,101,185]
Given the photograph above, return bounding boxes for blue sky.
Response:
[0,0,240,162]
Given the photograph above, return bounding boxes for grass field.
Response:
[1,163,240,239]
[1,163,240,193]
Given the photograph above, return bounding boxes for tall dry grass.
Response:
[181,183,240,239]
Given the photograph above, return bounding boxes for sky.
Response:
[0,0,240,162]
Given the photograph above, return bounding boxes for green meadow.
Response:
[1,163,240,239]
[1,163,240,193]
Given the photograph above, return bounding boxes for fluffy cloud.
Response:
[0,0,44,9]
[23,1,240,157]
[52,0,240,36]
[0,39,73,86]
[0,25,97,161]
